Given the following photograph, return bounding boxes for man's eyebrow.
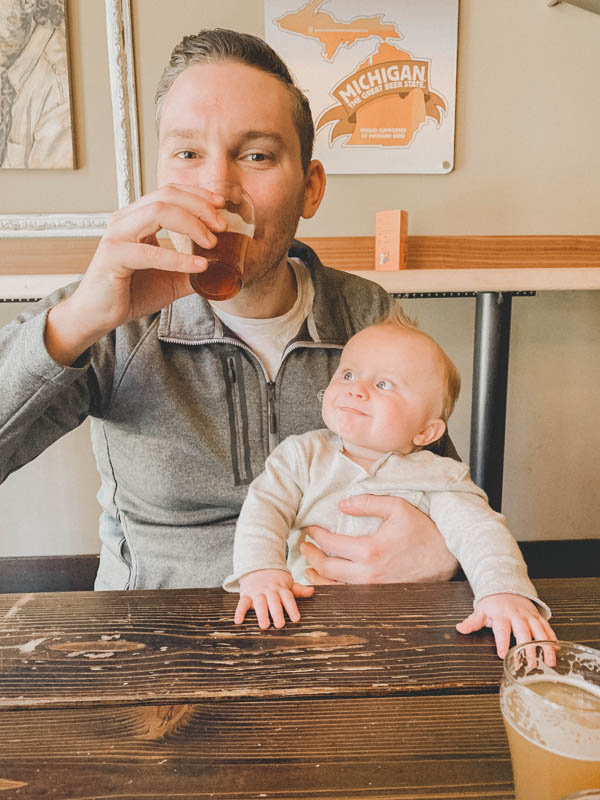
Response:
[161,129,286,146]
[161,128,202,143]
[238,130,285,146]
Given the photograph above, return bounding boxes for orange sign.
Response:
[266,0,458,174]
[317,44,446,148]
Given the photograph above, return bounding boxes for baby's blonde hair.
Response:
[377,301,461,423]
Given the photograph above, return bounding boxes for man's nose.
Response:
[202,157,239,188]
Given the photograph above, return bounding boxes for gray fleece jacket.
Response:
[1,242,409,589]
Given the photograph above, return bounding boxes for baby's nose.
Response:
[348,382,367,398]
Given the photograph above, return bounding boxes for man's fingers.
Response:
[338,493,409,521]
[102,241,208,275]
[290,582,315,598]
[456,609,485,634]
[301,527,370,562]
[109,196,225,254]
[121,183,228,231]
[303,567,339,586]
[301,540,364,582]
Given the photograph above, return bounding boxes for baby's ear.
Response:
[412,419,446,448]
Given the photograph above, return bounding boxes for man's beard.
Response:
[238,191,305,298]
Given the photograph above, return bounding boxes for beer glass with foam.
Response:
[500,641,600,800]
[169,181,255,301]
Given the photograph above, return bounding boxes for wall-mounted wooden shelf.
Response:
[1,235,600,299]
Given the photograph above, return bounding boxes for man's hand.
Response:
[456,593,557,659]
[301,494,458,585]
[45,184,227,366]
[234,569,314,629]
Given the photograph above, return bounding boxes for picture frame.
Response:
[0,0,141,238]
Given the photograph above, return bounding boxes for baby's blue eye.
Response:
[342,370,355,381]
[377,379,393,391]
[177,151,197,159]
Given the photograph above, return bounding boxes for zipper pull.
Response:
[267,382,278,436]
[227,357,237,384]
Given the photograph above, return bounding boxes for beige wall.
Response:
[1,0,599,556]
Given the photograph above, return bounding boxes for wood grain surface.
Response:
[0,694,513,799]
[1,580,598,710]
[2,235,600,274]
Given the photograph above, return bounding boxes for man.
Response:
[0,0,73,169]
[0,29,457,589]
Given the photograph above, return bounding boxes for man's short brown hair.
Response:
[155,28,315,173]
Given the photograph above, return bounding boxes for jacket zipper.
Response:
[266,381,278,453]
[160,335,343,455]
[226,356,249,483]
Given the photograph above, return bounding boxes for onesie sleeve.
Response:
[428,476,551,619]
[222,436,309,592]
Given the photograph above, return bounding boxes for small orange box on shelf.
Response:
[375,209,408,270]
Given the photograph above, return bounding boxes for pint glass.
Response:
[500,641,600,800]
[169,181,255,301]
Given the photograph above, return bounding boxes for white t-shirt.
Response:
[210,258,314,381]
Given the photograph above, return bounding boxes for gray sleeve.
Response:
[223,437,308,592]
[428,481,551,619]
[0,285,111,483]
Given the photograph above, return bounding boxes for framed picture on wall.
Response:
[265,0,459,174]
[0,0,75,170]
[0,0,140,239]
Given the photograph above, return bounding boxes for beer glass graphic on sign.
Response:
[168,181,255,301]
[500,641,600,800]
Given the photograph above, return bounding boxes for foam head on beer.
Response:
[500,640,600,800]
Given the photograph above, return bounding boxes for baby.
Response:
[223,306,556,658]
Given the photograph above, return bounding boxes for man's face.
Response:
[322,325,446,458]
[0,0,34,69]
[156,61,315,292]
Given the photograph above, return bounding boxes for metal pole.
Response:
[469,292,512,512]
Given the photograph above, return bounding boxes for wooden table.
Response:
[1,578,599,799]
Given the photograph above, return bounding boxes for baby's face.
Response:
[322,324,446,459]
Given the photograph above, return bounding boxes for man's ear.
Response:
[413,419,446,448]
[301,159,326,219]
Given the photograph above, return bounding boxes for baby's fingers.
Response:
[253,593,272,630]
[511,615,539,665]
[491,617,513,660]
[529,616,558,666]
[266,591,286,629]
[456,609,486,634]
[234,595,253,626]
[280,589,301,624]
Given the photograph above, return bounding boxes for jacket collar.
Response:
[157,240,353,345]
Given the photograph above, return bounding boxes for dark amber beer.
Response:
[167,182,255,301]
[190,227,252,301]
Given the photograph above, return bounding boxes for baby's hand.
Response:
[234,569,314,629]
[456,593,557,659]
